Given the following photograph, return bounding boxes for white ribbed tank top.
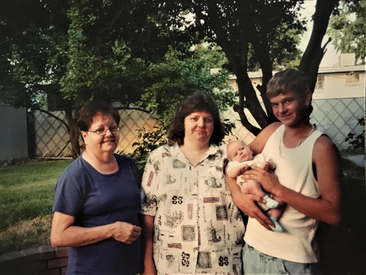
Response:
[244,124,323,263]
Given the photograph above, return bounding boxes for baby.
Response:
[226,140,285,233]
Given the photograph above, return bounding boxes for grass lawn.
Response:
[0,159,72,255]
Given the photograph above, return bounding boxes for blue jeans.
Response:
[243,244,322,275]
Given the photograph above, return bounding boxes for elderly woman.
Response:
[140,93,245,275]
[50,101,142,275]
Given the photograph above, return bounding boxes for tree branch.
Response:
[299,0,340,91]
[115,106,152,113]
[36,108,69,131]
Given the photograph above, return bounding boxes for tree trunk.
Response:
[235,0,340,134]
[299,0,340,91]
[236,71,269,135]
[64,104,80,159]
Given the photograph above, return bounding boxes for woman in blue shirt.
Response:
[51,101,142,275]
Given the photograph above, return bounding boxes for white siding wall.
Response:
[0,103,28,161]
[314,69,365,99]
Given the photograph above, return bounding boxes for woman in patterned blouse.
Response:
[140,93,245,275]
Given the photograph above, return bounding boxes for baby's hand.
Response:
[260,161,270,171]
[239,165,250,174]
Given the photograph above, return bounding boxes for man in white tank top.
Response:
[226,69,342,275]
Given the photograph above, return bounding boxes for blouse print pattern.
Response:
[140,144,245,275]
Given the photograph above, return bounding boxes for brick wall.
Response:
[0,245,68,275]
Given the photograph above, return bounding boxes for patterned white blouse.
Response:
[140,143,245,275]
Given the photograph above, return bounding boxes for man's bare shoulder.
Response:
[313,134,340,162]
[314,134,337,151]
[264,122,282,134]
[257,122,282,140]
[250,122,282,154]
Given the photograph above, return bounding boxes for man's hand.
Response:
[232,192,274,231]
[243,166,280,195]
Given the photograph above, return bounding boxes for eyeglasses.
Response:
[86,126,120,136]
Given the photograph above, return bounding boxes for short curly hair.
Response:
[168,92,225,146]
[77,100,120,132]
[266,69,309,99]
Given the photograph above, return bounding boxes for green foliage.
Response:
[0,1,235,157]
[177,0,305,72]
[0,0,332,147]
[136,46,236,127]
[328,0,366,62]
[271,23,304,70]
[222,118,236,137]
[345,117,365,150]
[59,0,180,105]
[0,0,69,109]
[127,126,168,171]
[60,3,134,101]
[145,0,311,133]
[196,43,229,69]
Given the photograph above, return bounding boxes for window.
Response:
[315,75,325,90]
[345,72,360,85]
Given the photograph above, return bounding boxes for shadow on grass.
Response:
[318,152,366,275]
[0,215,52,255]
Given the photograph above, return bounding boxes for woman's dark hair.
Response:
[77,100,120,131]
[168,92,225,146]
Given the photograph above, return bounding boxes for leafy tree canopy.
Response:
[0,0,235,157]
[327,0,366,62]
[135,46,235,126]
[0,0,340,157]
[144,0,337,134]
[0,0,65,109]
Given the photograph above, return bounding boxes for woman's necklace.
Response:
[279,126,316,158]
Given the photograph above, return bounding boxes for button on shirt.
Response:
[140,144,245,274]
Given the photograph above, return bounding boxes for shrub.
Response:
[345,117,365,150]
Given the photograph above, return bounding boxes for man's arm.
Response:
[249,122,282,155]
[245,136,342,226]
[311,135,342,225]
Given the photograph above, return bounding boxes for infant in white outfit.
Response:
[226,140,285,232]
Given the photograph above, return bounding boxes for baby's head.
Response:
[227,140,253,162]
